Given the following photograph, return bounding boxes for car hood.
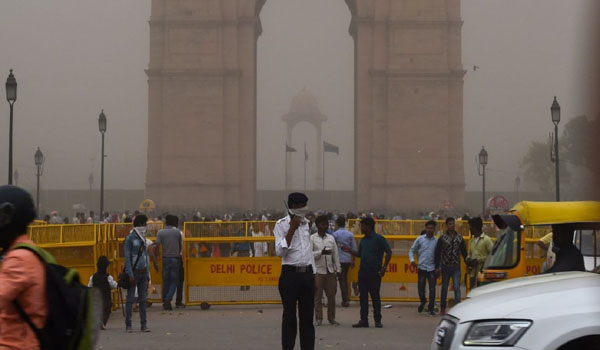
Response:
[449,272,600,321]
[468,272,593,298]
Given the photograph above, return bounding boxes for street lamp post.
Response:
[5,70,17,185]
[550,96,561,201]
[98,110,107,218]
[34,147,44,215]
[477,146,488,216]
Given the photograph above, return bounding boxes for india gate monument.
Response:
[145,0,465,212]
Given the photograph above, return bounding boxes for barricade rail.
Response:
[20,220,549,306]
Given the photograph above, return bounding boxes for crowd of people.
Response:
[38,206,488,227]
[0,185,589,349]
[272,192,494,350]
[37,198,495,336]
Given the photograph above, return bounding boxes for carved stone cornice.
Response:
[369,69,467,79]
[370,181,466,189]
[146,181,241,188]
[352,18,463,27]
[149,17,260,28]
[145,69,242,79]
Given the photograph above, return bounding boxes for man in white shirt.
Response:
[251,225,268,257]
[311,215,341,326]
[274,192,315,350]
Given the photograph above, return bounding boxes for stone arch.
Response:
[146,0,465,212]
[282,89,327,191]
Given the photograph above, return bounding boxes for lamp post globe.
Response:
[5,69,17,185]
[35,147,44,167]
[5,69,16,103]
[551,96,560,125]
[98,109,107,133]
[478,146,488,166]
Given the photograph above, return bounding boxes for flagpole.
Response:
[322,145,325,191]
[285,143,288,193]
[304,142,307,191]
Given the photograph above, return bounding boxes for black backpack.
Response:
[12,243,101,350]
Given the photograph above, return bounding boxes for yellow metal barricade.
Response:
[17,219,544,307]
[347,235,471,303]
[183,221,280,305]
[183,236,281,305]
[27,224,99,285]
[347,219,496,236]
[184,221,248,238]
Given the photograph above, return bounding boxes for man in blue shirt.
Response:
[409,220,438,316]
[332,215,356,307]
[343,217,391,328]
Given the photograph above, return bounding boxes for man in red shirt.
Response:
[0,185,47,349]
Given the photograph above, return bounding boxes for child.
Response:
[88,256,118,329]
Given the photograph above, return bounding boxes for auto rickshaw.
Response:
[480,201,600,285]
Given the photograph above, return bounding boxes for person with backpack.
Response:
[88,256,118,329]
[0,185,101,349]
[124,214,151,333]
[0,185,47,348]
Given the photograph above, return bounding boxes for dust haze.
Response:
[0,1,594,198]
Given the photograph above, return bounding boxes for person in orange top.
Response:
[0,185,47,349]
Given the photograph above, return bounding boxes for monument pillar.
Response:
[350,0,465,211]
[146,0,264,210]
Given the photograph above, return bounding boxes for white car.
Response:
[431,272,600,350]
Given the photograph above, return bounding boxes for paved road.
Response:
[98,302,439,350]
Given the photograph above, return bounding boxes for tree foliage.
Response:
[561,115,595,169]
[521,115,594,192]
[521,139,570,192]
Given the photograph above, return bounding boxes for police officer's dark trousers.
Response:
[278,265,315,350]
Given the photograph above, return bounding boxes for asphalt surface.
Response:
[98,302,440,350]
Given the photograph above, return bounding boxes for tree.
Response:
[561,115,595,170]
[521,139,570,192]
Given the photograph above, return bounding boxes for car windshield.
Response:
[484,227,520,269]
[574,230,600,257]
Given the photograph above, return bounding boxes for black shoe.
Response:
[375,321,383,328]
[352,321,369,328]
[418,303,425,313]
[163,302,172,311]
[176,303,186,309]
[427,311,436,316]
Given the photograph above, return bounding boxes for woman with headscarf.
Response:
[88,255,118,329]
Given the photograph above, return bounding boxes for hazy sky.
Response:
[0,0,593,194]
